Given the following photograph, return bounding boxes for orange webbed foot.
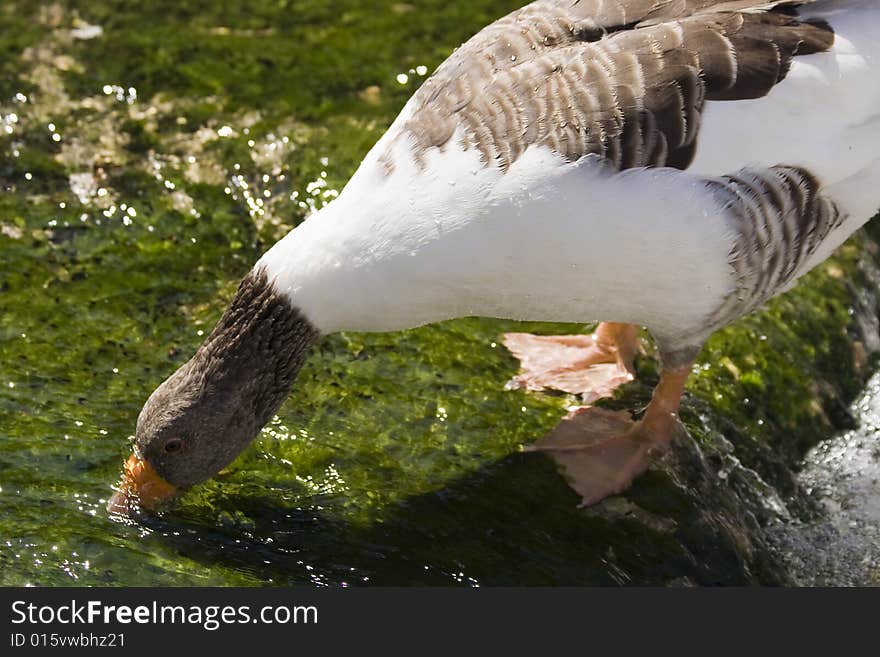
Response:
[503,322,641,403]
[525,363,692,506]
[527,406,678,506]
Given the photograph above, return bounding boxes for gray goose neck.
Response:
[190,266,320,425]
[135,266,319,487]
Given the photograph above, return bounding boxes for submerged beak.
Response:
[107,453,179,515]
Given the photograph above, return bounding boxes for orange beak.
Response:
[107,453,179,515]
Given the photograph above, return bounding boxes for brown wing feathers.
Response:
[388,0,834,171]
[705,166,843,329]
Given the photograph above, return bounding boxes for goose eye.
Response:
[164,438,183,453]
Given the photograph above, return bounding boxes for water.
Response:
[769,373,880,586]
[1,0,877,586]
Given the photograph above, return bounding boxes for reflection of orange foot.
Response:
[527,364,691,506]
[503,322,641,402]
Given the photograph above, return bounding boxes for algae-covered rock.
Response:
[1,0,877,586]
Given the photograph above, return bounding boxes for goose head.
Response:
[107,268,319,514]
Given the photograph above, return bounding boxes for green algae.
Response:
[1,0,877,586]
[687,244,868,495]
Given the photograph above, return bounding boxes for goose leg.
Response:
[503,322,641,402]
[528,362,692,506]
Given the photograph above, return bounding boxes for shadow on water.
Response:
[146,447,784,587]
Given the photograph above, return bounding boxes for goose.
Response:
[108,0,880,514]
